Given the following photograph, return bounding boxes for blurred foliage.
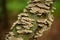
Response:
[0,0,3,18]
[54,1,60,17]
[6,0,29,12]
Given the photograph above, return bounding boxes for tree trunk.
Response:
[5,0,55,40]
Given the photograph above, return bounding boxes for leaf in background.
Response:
[54,1,60,17]
[6,0,29,12]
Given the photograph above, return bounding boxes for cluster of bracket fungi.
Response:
[5,0,56,40]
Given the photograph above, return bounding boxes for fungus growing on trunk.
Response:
[5,0,55,40]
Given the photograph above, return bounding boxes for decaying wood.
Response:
[5,0,55,40]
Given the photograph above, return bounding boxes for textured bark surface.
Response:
[5,0,55,40]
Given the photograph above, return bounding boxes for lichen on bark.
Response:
[5,0,56,40]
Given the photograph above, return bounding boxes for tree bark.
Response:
[5,0,55,40]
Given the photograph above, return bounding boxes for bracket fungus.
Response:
[5,0,55,40]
